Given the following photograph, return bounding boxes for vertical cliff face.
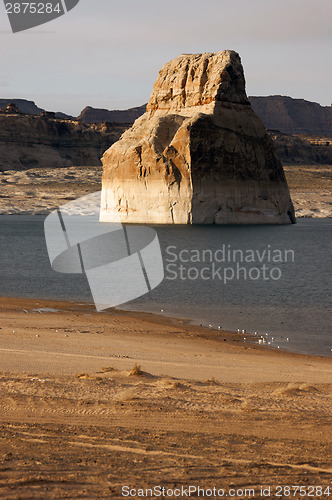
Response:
[249,96,332,137]
[0,115,126,171]
[101,51,296,224]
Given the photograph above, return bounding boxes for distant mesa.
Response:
[76,97,332,138]
[249,96,332,137]
[101,51,296,225]
[3,96,329,137]
[0,113,126,172]
[1,93,329,179]
[77,105,147,125]
[0,99,73,120]
[0,99,43,115]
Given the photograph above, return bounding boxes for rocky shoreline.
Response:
[0,163,331,218]
[0,100,331,219]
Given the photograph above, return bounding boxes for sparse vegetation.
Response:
[128,364,144,377]
[100,366,118,373]
[204,377,219,385]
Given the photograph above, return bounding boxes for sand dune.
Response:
[0,298,331,498]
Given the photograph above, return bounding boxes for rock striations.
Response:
[249,96,332,137]
[0,114,126,171]
[101,51,296,224]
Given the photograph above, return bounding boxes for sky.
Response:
[0,0,331,116]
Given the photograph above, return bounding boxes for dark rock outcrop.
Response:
[77,105,147,124]
[0,98,74,120]
[0,114,126,171]
[0,99,44,115]
[269,131,332,165]
[249,96,332,137]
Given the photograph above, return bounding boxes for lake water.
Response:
[0,216,331,357]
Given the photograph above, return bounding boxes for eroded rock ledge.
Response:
[101,51,296,224]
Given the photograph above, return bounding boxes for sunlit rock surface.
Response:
[101,51,295,224]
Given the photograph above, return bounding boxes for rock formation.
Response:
[77,96,332,138]
[249,96,332,137]
[269,131,332,165]
[0,98,73,119]
[78,105,147,124]
[0,114,126,171]
[0,98,44,115]
[101,51,296,224]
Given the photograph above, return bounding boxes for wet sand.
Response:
[0,297,331,498]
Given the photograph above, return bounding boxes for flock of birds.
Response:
[210,325,291,349]
[237,329,290,349]
[217,325,289,349]
[159,309,290,350]
[15,307,332,354]
[11,307,331,354]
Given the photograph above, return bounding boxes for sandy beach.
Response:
[0,297,331,498]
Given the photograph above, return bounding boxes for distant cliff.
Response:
[77,105,147,124]
[249,96,332,137]
[1,97,330,174]
[0,99,44,115]
[77,97,332,138]
[0,98,73,119]
[0,114,126,171]
[270,131,332,165]
[3,96,331,137]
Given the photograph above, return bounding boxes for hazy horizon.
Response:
[0,0,331,115]
[0,93,331,117]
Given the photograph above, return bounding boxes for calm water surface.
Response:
[0,216,331,357]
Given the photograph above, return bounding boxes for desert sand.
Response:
[0,297,331,499]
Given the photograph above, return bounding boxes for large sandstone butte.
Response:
[101,51,296,224]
